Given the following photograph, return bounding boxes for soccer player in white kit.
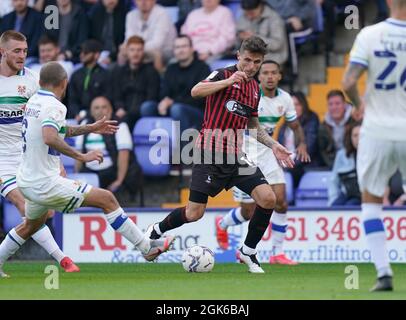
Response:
[343,0,406,291]
[0,62,174,277]
[216,61,310,264]
[0,30,78,275]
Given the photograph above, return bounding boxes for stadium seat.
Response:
[165,6,179,24]
[284,171,294,204]
[225,2,243,21]
[68,173,100,188]
[295,171,331,207]
[3,200,23,233]
[61,154,75,174]
[133,117,178,176]
[209,59,238,71]
[289,2,324,76]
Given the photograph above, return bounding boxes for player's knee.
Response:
[185,206,205,222]
[100,190,119,210]
[257,191,276,209]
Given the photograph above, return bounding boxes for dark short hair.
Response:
[261,60,281,72]
[39,62,67,87]
[38,34,58,47]
[176,34,193,47]
[81,39,103,53]
[241,0,262,10]
[327,89,345,101]
[239,36,267,55]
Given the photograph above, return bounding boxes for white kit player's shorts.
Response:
[0,156,21,197]
[357,133,406,197]
[18,176,93,220]
[233,148,286,203]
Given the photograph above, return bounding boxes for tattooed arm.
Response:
[65,116,119,137]
[342,63,367,110]
[247,117,295,168]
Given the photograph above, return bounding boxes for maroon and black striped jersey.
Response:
[196,65,260,155]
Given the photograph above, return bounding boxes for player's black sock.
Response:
[244,205,273,249]
[154,207,188,237]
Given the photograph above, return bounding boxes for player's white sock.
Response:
[31,225,65,263]
[220,207,247,230]
[106,208,151,254]
[361,203,393,278]
[153,223,163,236]
[270,212,287,256]
[242,244,256,256]
[0,228,26,265]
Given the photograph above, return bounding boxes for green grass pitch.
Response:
[1,262,405,300]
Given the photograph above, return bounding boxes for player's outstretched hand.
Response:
[90,116,119,135]
[271,143,295,168]
[228,71,248,85]
[81,150,104,164]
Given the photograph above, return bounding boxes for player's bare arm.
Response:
[247,117,295,168]
[287,119,311,162]
[342,63,367,109]
[65,116,118,137]
[191,71,248,98]
[43,126,104,163]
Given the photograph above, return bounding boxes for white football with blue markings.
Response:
[182,245,215,273]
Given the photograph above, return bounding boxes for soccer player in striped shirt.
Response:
[146,36,295,273]
[216,60,311,265]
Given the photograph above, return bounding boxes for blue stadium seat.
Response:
[165,6,179,24]
[133,117,178,176]
[68,173,100,187]
[3,200,23,233]
[225,2,243,21]
[209,59,238,71]
[289,2,324,76]
[61,154,75,174]
[295,171,331,207]
[284,171,294,204]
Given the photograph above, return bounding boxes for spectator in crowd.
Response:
[328,121,362,206]
[267,0,315,33]
[75,96,142,195]
[1,0,35,17]
[278,91,320,188]
[88,0,129,63]
[140,35,210,134]
[68,39,112,119]
[318,89,353,169]
[237,0,288,65]
[181,0,236,62]
[111,35,160,131]
[0,0,44,58]
[124,0,177,71]
[177,0,201,31]
[45,0,89,62]
[384,171,406,207]
[28,34,74,79]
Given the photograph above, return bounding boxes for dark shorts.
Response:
[190,162,267,198]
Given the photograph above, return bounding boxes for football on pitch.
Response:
[182,245,215,273]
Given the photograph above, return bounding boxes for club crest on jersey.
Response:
[17,85,26,95]
[277,105,284,114]
[232,83,241,89]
